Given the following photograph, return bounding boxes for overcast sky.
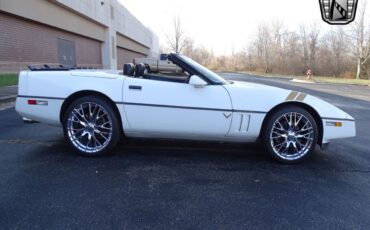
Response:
[118,0,359,55]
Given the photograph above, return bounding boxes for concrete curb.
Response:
[290,79,315,84]
[238,72,370,87]
[0,95,16,104]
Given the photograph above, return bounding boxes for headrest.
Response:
[123,63,135,76]
[135,63,145,78]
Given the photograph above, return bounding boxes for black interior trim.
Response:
[143,74,188,84]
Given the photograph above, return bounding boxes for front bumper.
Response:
[322,118,356,143]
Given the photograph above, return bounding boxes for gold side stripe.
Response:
[286,91,299,101]
[285,91,307,102]
[296,93,307,101]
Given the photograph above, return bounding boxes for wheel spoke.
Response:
[74,109,88,124]
[95,130,111,135]
[96,125,112,131]
[85,138,91,152]
[273,141,287,148]
[88,103,93,118]
[93,134,103,147]
[98,132,108,141]
[70,118,86,127]
[283,114,289,124]
[272,131,285,136]
[91,104,98,118]
[296,133,312,139]
[292,142,298,151]
[274,121,287,132]
[294,114,303,127]
[94,107,101,121]
[296,140,306,148]
[278,143,288,155]
[80,104,85,119]
[71,131,85,142]
[296,128,313,135]
[71,128,84,136]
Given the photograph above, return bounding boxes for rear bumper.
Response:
[15,96,63,126]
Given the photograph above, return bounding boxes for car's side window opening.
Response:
[124,62,190,84]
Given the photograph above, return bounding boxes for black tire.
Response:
[62,96,121,156]
[262,106,318,164]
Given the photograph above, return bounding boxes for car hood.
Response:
[223,81,353,120]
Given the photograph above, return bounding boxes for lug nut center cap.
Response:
[87,123,95,132]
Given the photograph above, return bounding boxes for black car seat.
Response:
[123,63,135,76]
[135,63,145,78]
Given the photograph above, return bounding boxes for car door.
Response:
[122,77,232,138]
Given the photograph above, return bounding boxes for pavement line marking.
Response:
[0,103,15,111]
[0,139,54,147]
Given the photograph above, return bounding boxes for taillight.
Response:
[27,100,48,106]
[27,100,37,105]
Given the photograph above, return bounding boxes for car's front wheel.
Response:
[63,96,121,156]
[262,106,318,163]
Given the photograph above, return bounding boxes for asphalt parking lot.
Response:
[1,73,370,229]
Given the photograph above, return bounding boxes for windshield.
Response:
[179,55,229,85]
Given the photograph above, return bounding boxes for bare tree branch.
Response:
[165,16,190,54]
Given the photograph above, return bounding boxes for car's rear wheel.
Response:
[63,96,121,156]
[262,106,318,163]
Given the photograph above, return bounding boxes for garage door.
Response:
[117,47,146,68]
[58,38,76,66]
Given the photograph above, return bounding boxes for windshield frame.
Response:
[167,54,229,85]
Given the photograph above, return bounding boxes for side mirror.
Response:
[189,75,207,88]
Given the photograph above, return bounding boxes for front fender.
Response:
[272,94,356,144]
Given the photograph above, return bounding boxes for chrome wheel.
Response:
[270,112,314,161]
[67,102,113,154]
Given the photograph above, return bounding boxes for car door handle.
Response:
[129,85,142,90]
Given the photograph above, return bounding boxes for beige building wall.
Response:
[0,13,103,73]
[0,0,106,41]
[0,0,159,71]
[116,33,150,56]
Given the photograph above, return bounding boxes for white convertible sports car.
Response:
[15,54,356,163]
